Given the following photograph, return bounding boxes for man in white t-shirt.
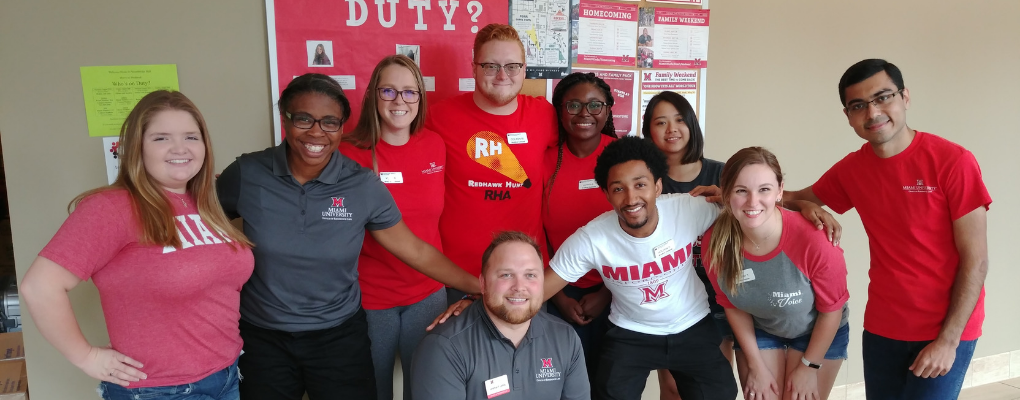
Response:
[542,137,737,399]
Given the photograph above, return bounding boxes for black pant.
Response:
[595,316,736,400]
[238,309,377,400]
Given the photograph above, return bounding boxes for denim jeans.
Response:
[98,357,239,400]
[734,323,850,360]
[862,330,977,400]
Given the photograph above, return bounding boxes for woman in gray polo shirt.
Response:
[705,147,850,400]
[217,73,479,400]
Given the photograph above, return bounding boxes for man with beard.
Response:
[426,24,558,303]
[544,137,738,399]
[411,231,590,400]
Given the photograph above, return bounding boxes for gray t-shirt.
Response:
[217,143,401,332]
[708,209,850,338]
[411,301,590,400]
[661,158,724,195]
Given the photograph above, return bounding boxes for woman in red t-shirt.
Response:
[339,55,447,400]
[21,91,254,399]
[543,72,618,389]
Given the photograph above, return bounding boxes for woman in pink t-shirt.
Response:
[339,54,447,400]
[705,147,849,400]
[21,91,254,400]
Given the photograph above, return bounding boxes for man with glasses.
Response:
[426,23,559,303]
[784,59,991,399]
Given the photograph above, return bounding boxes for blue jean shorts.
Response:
[98,357,240,400]
[734,323,850,360]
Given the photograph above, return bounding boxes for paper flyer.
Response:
[511,0,571,79]
[576,0,638,67]
[639,69,699,126]
[103,137,120,185]
[80,65,180,137]
[549,68,639,137]
[652,8,709,68]
[648,0,702,4]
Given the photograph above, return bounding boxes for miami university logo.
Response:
[639,283,670,304]
[541,358,553,368]
[331,197,344,207]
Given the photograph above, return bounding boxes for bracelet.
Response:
[801,356,822,369]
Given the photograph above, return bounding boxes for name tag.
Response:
[578,179,598,190]
[506,132,528,144]
[485,374,510,398]
[653,239,675,259]
[738,268,756,283]
[379,172,403,184]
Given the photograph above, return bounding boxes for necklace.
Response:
[170,192,188,208]
[747,212,779,250]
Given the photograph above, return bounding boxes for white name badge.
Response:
[485,374,510,398]
[739,268,756,283]
[653,239,675,259]
[578,179,598,190]
[506,132,528,144]
[379,172,403,184]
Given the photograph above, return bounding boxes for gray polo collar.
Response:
[470,299,545,344]
[271,142,345,184]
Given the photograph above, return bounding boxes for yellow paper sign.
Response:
[80,64,180,137]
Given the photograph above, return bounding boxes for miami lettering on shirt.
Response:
[163,214,233,253]
[770,290,804,307]
[600,242,694,286]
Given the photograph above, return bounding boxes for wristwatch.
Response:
[801,357,822,369]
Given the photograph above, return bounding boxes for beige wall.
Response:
[0,1,1016,398]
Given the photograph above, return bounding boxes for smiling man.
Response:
[783,59,991,399]
[543,137,737,400]
[426,24,559,300]
[412,231,590,400]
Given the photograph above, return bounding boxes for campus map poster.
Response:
[511,0,571,79]
[266,0,509,143]
[575,0,638,67]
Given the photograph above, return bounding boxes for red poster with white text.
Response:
[267,0,509,143]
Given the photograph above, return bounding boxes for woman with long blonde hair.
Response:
[338,54,445,400]
[21,90,254,400]
[705,147,849,400]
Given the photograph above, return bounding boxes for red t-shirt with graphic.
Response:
[39,190,254,387]
[543,135,615,288]
[338,129,446,309]
[426,93,558,277]
[811,131,992,341]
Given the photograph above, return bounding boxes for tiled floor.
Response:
[960,377,1020,400]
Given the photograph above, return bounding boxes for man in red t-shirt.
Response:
[784,59,991,400]
[426,23,557,303]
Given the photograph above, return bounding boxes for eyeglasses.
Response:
[378,87,421,103]
[845,89,903,115]
[285,112,344,132]
[564,100,607,116]
[474,62,525,77]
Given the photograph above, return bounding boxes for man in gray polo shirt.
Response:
[412,231,589,400]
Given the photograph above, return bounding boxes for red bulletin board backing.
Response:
[267,0,510,144]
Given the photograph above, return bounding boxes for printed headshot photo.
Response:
[307,40,333,67]
[396,44,421,66]
[638,27,654,47]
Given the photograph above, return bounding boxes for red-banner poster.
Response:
[267,0,510,143]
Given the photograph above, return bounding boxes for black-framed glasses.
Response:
[564,100,607,116]
[845,89,903,115]
[378,87,421,103]
[285,111,344,132]
[474,62,525,77]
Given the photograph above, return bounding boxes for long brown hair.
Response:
[344,55,427,173]
[707,147,783,294]
[71,90,252,250]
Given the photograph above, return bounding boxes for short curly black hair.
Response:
[278,73,352,125]
[594,136,668,190]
